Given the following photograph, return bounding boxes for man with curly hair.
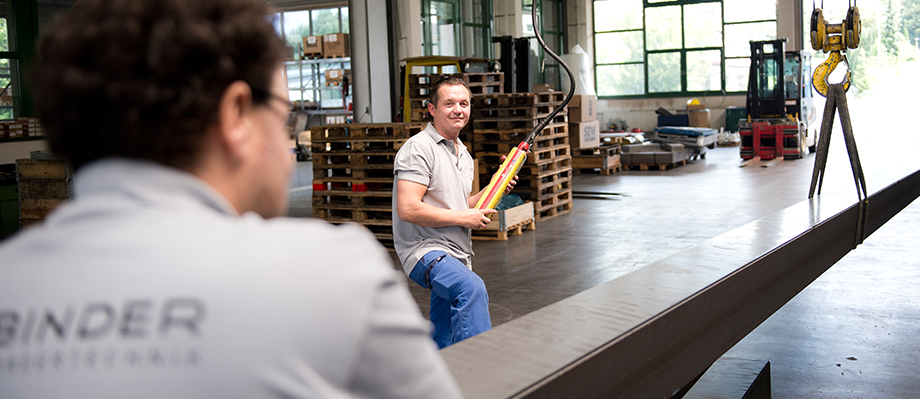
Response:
[0,0,463,398]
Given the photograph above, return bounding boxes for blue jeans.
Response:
[409,250,492,349]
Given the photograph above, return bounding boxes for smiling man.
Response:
[393,76,515,349]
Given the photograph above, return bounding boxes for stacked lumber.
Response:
[311,122,427,250]
[472,92,573,222]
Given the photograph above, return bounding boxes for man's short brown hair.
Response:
[31,0,287,171]
[429,76,472,108]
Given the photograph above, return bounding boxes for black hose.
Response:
[525,7,577,147]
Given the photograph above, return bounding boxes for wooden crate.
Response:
[472,201,535,241]
[16,159,72,228]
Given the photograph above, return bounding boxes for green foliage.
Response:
[884,0,903,55]
[904,0,920,44]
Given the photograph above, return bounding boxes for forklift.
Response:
[739,38,818,160]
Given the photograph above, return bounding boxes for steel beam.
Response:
[441,168,920,399]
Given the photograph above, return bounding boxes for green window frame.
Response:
[0,0,38,122]
[422,0,493,58]
[593,0,777,99]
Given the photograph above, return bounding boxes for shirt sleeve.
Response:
[393,141,433,187]
[345,273,464,399]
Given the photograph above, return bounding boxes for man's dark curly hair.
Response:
[31,0,287,171]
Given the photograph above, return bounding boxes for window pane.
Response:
[724,0,775,23]
[523,9,534,36]
[648,52,681,93]
[462,26,487,58]
[726,58,751,92]
[544,0,561,32]
[595,0,643,32]
[687,50,721,91]
[597,64,644,96]
[0,59,19,120]
[284,10,311,52]
[462,0,485,24]
[725,22,775,57]
[429,2,457,56]
[312,8,341,35]
[0,18,8,52]
[646,6,681,50]
[684,3,722,48]
[341,7,349,34]
[596,31,644,63]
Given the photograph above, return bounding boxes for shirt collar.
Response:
[424,122,467,151]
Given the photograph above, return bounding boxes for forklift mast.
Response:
[746,39,813,122]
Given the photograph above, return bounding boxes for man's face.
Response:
[428,84,471,137]
[248,68,294,218]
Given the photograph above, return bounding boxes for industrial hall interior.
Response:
[1,0,920,397]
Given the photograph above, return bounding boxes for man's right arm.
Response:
[396,179,495,229]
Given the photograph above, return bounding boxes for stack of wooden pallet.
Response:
[572,143,622,175]
[472,92,573,222]
[311,122,427,250]
[15,159,72,229]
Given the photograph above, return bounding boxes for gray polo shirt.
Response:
[392,123,475,276]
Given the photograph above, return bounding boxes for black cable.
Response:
[525,8,577,147]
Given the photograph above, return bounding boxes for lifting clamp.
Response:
[808,0,868,247]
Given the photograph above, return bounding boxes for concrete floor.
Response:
[289,89,920,397]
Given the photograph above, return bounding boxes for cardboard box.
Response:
[569,120,600,149]
[568,94,596,122]
[324,69,350,85]
[533,84,554,93]
[302,35,323,58]
[323,33,350,58]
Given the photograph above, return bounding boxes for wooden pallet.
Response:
[312,180,395,192]
[572,145,622,175]
[471,201,535,241]
[312,190,393,207]
[471,104,567,120]
[471,92,565,108]
[472,219,536,241]
[476,144,571,167]
[312,205,393,224]
[312,138,407,153]
[535,199,573,222]
[573,162,621,175]
[472,122,568,143]
[479,156,571,178]
[409,73,503,88]
[513,168,573,199]
[313,165,395,180]
[15,159,72,229]
[472,113,568,131]
[311,123,426,140]
[623,159,688,171]
[474,132,568,154]
[313,153,397,168]
[534,190,572,211]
